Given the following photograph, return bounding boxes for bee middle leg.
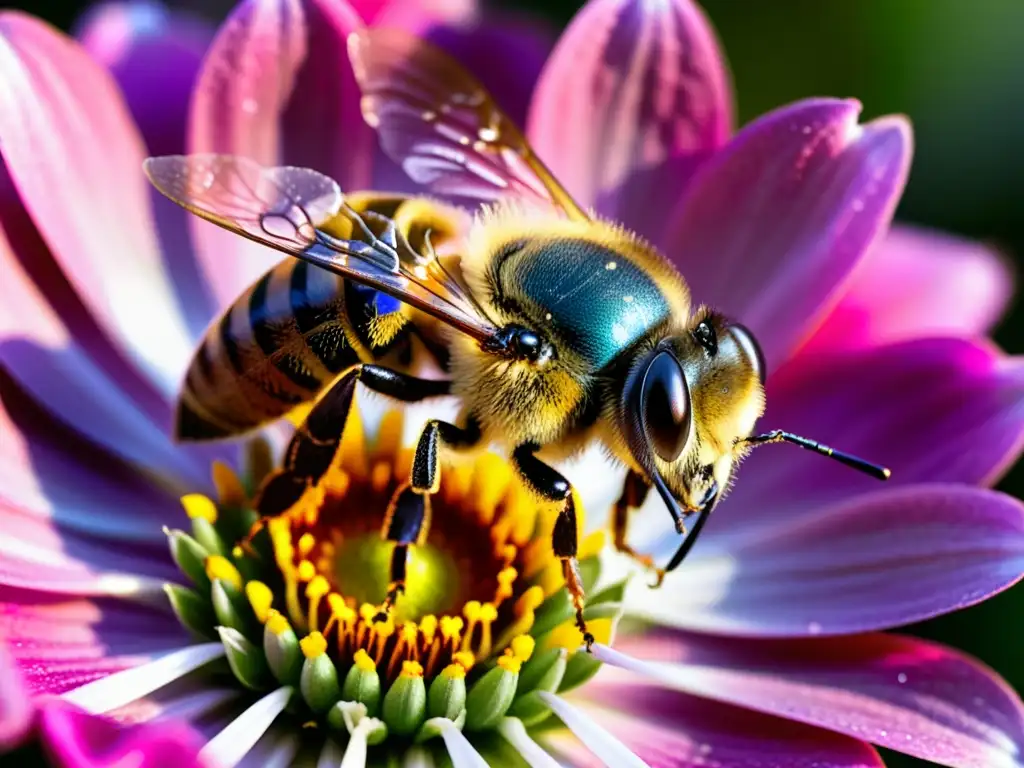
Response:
[512,444,595,650]
[375,417,482,621]
[611,470,667,586]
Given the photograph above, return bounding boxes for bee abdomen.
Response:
[177,260,361,440]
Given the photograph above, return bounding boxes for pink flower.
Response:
[0,0,1022,767]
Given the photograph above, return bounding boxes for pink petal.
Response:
[662,99,911,369]
[369,0,476,33]
[187,0,371,308]
[714,338,1024,543]
[0,643,33,749]
[572,685,883,768]
[597,631,1024,768]
[37,701,204,767]
[76,1,218,338]
[3,589,187,696]
[0,246,219,491]
[0,12,193,392]
[803,225,1015,353]
[628,485,1024,636]
[527,0,732,232]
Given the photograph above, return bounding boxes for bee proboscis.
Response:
[145,28,889,645]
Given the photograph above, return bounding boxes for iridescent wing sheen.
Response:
[348,28,589,220]
[144,154,498,343]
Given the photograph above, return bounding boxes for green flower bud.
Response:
[263,611,302,685]
[510,648,567,726]
[218,626,270,690]
[464,659,519,732]
[427,663,467,721]
[211,579,257,639]
[165,528,210,592]
[163,584,215,639]
[381,661,427,737]
[299,632,340,713]
[341,650,382,717]
[191,516,226,556]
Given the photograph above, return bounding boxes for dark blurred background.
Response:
[13,0,1024,764]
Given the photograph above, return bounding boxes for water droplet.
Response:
[605,260,618,271]
[851,199,865,212]
[421,110,437,121]
[478,126,499,143]
[242,97,258,114]
[802,125,812,134]
[897,673,907,684]
[807,621,822,635]
[879,729,888,738]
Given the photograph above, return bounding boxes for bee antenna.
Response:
[741,430,891,481]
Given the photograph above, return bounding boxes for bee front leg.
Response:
[512,444,594,651]
[376,417,481,621]
[611,470,668,586]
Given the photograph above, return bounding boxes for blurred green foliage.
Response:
[12,1,1024,765]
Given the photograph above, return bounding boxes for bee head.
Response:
[622,311,766,527]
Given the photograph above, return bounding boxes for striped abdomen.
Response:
[176,258,406,440]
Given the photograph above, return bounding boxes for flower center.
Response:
[164,410,616,744]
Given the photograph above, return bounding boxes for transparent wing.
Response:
[144,154,499,343]
[349,28,589,220]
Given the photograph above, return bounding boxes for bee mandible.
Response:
[144,29,889,646]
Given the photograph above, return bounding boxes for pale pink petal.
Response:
[803,225,1015,353]
[3,588,188,696]
[570,689,883,768]
[596,631,1024,768]
[0,12,193,393]
[0,243,220,490]
[711,338,1024,545]
[77,1,218,338]
[662,99,911,369]
[527,0,732,230]
[0,643,33,749]
[187,0,370,308]
[628,485,1024,636]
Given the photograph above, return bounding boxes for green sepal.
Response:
[217,626,270,690]
[579,555,601,594]
[190,517,226,556]
[341,662,382,717]
[510,648,567,726]
[263,623,302,685]
[211,579,258,639]
[558,649,602,693]
[464,666,518,732]
[427,668,467,721]
[165,528,210,592]
[515,647,566,695]
[381,671,427,737]
[300,653,341,714]
[163,584,215,639]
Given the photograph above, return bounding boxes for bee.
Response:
[145,29,889,644]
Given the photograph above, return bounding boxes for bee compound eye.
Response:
[728,324,766,384]
[642,352,692,462]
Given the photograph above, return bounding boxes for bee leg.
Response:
[254,365,451,519]
[513,445,594,651]
[610,471,667,584]
[375,418,481,622]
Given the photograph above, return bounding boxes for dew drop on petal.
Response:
[897,672,908,684]
[242,97,258,114]
[807,621,822,635]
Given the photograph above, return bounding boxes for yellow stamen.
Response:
[181,494,217,524]
[419,615,438,644]
[205,555,242,590]
[441,662,466,679]
[475,602,498,659]
[353,649,376,672]
[212,461,246,507]
[452,650,475,672]
[297,533,316,558]
[300,631,328,659]
[246,581,274,623]
[401,660,424,678]
[266,610,291,636]
[511,634,535,663]
[306,575,330,631]
[497,654,522,674]
[297,560,317,582]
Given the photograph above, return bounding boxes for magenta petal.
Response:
[527,0,732,222]
[576,682,883,768]
[0,644,32,750]
[804,225,1015,353]
[0,12,194,391]
[600,631,1024,768]
[38,702,203,768]
[632,485,1024,636]
[188,0,371,308]
[715,338,1024,541]
[76,2,217,337]
[663,99,911,369]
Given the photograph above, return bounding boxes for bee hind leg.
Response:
[513,444,595,651]
[611,470,667,586]
[375,417,481,622]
